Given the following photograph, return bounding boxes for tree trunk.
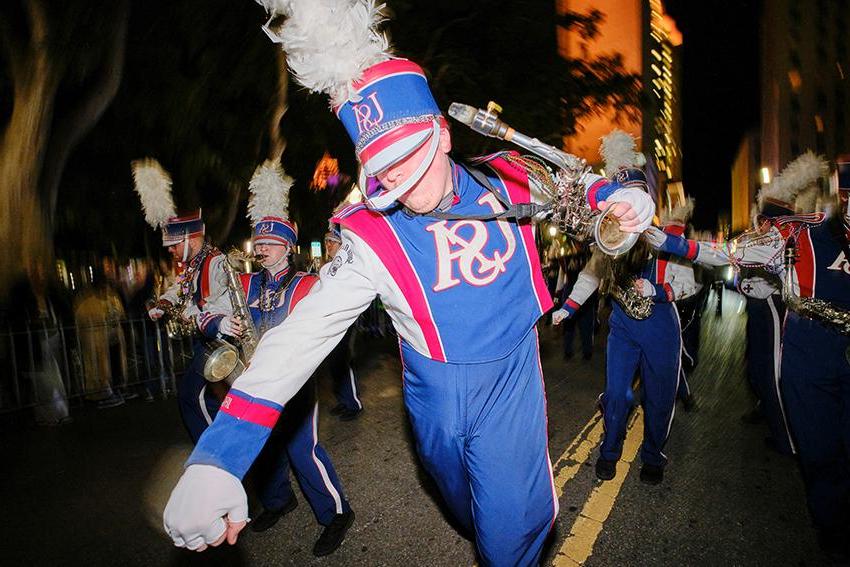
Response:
[0,0,58,295]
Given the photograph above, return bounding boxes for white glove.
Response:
[218,316,243,338]
[635,278,655,297]
[163,464,248,551]
[601,189,655,233]
[552,308,571,325]
[148,307,165,320]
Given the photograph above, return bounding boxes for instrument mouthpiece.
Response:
[448,103,477,127]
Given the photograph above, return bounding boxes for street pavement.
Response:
[3,290,838,566]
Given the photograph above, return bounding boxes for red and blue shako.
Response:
[252,215,298,246]
[334,59,448,210]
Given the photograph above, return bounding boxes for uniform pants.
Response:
[781,313,850,531]
[249,379,350,524]
[563,294,596,359]
[601,302,681,467]
[745,296,794,454]
[327,327,363,412]
[177,342,221,444]
[400,329,557,567]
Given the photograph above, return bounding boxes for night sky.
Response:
[665,0,761,230]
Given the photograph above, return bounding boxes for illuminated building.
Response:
[732,0,848,227]
[557,0,683,207]
[760,0,849,179]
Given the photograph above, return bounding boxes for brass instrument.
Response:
[448,101,639,256]
[202,250,260,385]
[162,302,196,339]
[783,246,850,336]
[611,279,653,320]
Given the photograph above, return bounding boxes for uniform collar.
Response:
[267,265,290,283]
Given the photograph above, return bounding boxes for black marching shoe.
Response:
[313,510,355,557]
[680,393,697,412]
[338,407,363,421]
[639,463,664,485]
[595,458,617,481]
[329,403,347,416]
[250,496,298,533]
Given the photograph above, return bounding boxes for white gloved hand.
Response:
[218,316,244,338]
[599,189,655,233]
[148,307,165,320]
[634,278,655,297]
[163,464,248,552]
[552,308,571,326]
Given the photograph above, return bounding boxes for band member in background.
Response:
[162,3,654,564]
[554,131,728,485]
[132,159,241,443]
[233,162,353,555]
[324,222,363,421]
[730,153,849,559]
[658,198,702,411]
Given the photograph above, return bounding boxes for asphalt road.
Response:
[3,290,836,566]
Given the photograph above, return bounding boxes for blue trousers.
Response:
[328,327,363,411]
[563,294,596,359]
[745,296,794,454]
[249,379,350,524]
[781,313,850,531]
[177,342,221,444]
[400,329,557,567]
[602,302,681,467]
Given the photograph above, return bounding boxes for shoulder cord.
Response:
[419,162,550,221]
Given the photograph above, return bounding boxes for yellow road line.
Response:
[552,412,605,498]
[552,409,644,566]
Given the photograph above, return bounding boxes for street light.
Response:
[760,167,771,184]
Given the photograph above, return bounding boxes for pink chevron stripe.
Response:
[586,178,608,211]
[220,391,281,428]
[338,211,446,362]
[483,158,554,314]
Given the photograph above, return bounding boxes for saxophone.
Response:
[783,246,850,336]
[202,251,260,384]
[611,278,653,320]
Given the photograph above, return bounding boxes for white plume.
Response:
[247,160,294,224]
[256,0,293,15]
[661,197,695,225]
[276,0,391,106]
[758,151,829,208]
[600,129,644,173]
[132,158,176,229]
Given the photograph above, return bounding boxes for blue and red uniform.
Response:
[238,268,351,523]
[774,214,850,535]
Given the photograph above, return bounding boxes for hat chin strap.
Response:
[361,119,441,211]
[181,234,190,263]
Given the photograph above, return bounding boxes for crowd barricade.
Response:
[0,299,395,415]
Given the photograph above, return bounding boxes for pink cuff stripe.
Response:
[220,390,281,429]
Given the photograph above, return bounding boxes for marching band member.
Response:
[323,221,363,421]
[729,153,849,559]
[554,131,727,485]
[235,162,354,554]
[132,159,240,443]
[658,198,702,411]
[161,2,655,564]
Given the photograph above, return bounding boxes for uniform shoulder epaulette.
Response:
[332,202,369,222]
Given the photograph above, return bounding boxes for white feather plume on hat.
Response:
[661,197,695,225]
[757,151,829,209]
[264,0,391,106]
[247,160,294,225]
[131,158,176,229]
[600,129,646,173]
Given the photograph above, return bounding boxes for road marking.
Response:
[552,411,605,498]
[552,409,645,566]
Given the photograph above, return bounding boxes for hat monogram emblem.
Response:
[259,222,274,234]
[352,92,385,134]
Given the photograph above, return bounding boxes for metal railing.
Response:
[0,299,395,415]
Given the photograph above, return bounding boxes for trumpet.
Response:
[448,101,638,256]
